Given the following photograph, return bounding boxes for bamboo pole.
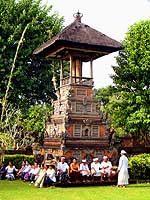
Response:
[1,24,29,122]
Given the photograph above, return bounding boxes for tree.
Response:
[0,0,64,149]
[0,102,53,150]
[108,19,150,144]
[0,0,64,111]
[21,103,53,146]
[95,86,117,106]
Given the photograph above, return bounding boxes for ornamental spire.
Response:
[73,11,83,22]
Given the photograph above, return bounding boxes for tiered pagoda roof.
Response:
[33,12,123,61]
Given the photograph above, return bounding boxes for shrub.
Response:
[3,154,34,169]
[128,153,150,180]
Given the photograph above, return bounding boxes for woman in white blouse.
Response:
[5,161,18,180]
[44,164,56,187]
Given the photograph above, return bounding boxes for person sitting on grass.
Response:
[0,163,6,180]
[100,156,112,181]
[5,161,18,181]
[16,161,26,179]
[79,159,90,183]
[24,164,35,182]
[69,158,80,183]
[29,162,40,183]
[21,160,31,181]
[34,164,47,188]
[91,158,101,182]
[43,164,56,187]
[57,157,69,183]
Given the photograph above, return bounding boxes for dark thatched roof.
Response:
[33,17,123,61]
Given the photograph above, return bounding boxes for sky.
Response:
[43,0,150,88]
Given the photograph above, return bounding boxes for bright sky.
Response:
[43,0,150,88]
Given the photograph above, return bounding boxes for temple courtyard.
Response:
[0,180,149,200]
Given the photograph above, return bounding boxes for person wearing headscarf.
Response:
[79,159,90,183]
[100,156,112,181]
[91,158,101,182]
[117,150,129,187]
[57,157,69,182]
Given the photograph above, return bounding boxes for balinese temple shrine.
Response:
[33,12,123,162]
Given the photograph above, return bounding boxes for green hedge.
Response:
[3,154,35,169]
[129,153,150,180]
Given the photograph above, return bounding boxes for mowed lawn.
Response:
[0,180,150,200]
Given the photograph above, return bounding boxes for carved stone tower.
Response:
[34,12,123,161]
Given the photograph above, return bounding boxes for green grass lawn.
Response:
[0,180,150,200]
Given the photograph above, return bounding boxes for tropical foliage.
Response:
[0,0,64,149]
[4,154,34,169]
[129,153,150,179]
[0,103,52,150]
[0,0,64,111]
[101,19,150,143]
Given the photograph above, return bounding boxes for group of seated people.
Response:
[68,156,115,183]
[0,155,117,187]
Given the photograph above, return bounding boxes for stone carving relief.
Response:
[48,123,62,138]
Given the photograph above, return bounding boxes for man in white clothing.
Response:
[91,158,101,182]
[80,159,90,183]
[117,150,129,187]
[100,156,112,181]
[57,157,69,182]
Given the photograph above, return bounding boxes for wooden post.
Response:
[76,59,82,82]
[90,60,93,79]
[76,59,81,77]
[70,56,72,84]
[60,60,63,87]
[72,59,76,76]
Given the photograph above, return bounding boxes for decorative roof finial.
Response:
[73,11,83,22]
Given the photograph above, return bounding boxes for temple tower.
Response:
[34,12,123,161]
